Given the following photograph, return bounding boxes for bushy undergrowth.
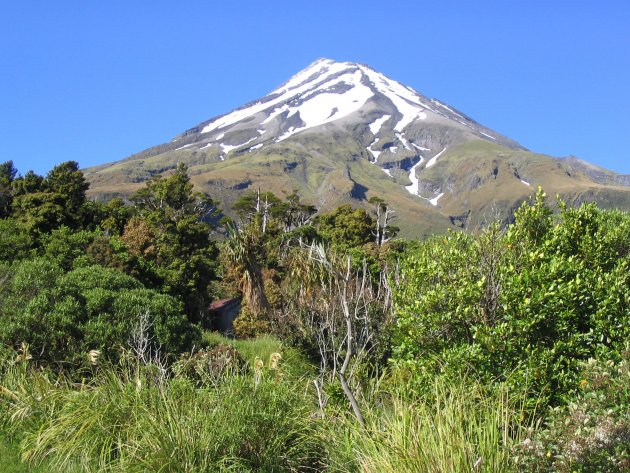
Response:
[0,258,199,367]
[514,350,630,472]
[2,184,630,471]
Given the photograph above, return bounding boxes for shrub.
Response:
[0,219,32,263]
[233,305,270,339]
[514,350,630,472]
[392,192,630,407]
[0,259,200,365]
[172,344,245,386]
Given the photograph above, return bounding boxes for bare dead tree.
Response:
[381,206,396,245]
[278,242,394,426]
[128,311,167,385]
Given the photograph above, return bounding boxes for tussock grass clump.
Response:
[324,376,527,473]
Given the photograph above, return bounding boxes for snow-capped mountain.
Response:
[187,58,521,154]
[86,59,630,235]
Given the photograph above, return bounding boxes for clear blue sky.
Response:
[2,0,629,175]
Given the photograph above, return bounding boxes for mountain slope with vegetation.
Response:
[84,59,630,236]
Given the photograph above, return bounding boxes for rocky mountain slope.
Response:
[85,59,630,235]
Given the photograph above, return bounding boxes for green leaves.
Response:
[0,259,200,365]
[392,196,630,408]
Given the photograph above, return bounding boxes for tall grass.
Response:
[324,377,527,473]
[0,339,324,472]
[202,331,314,379]
[1,338,531,472]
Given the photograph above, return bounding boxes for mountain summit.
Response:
[86,59,630,235]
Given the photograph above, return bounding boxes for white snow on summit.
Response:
[277,70,373,141]
[196,59,500,153]
[201,60,353,135]
[359,65,432,131]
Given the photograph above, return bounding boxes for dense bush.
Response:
[0,219,32,262]
[393,190,630,407]
[0,258,200,365]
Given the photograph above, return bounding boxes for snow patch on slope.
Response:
[220,137,258,155]
[432,100,465,120]
[405,157,425,195]
[425,148,447,169]
[201,61,353,135]
[369,114,391,134]
[396,133,412,150]
[367,147,382,161]
[359,65,433,131]
[412,143,431,152]
[428,193,444,206]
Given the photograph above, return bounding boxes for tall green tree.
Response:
[127,164,219,322]
[314,204,374,248]
[11,162,90,236]
[44,160,89,223]
[0,160,18,218]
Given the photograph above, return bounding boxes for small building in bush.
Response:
[206,298,241,335]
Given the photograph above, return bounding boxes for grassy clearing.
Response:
[202,331,315,380]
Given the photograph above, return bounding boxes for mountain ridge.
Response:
[85,58,630,236]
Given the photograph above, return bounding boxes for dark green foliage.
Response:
[44,161,89,224]
[39,227,99,270]
[393,190,630,407]
[233,190,283,221]
[128,164,218,322]
[10,162,89,237]
[11,170,43,196]
[314,204,375,248]
[0,219,32,263]
[0,161,18,218]
[233,190,317,232]
[0,258,200,365]
[100,197,132,235]
[11,191,66,237]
